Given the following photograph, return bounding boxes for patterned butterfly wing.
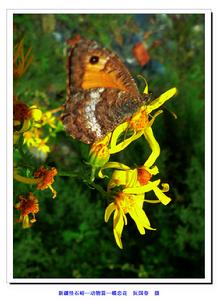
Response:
[63,38,149,144]
[63,87,148,144]
[67,38,140,96]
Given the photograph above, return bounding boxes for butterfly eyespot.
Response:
[89,56,99,64]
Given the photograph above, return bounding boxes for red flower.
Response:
[34,166,58,198]
[13,100,32,122]
[132,42,150,66]
[15,192,39,228]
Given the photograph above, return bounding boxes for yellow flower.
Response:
[22,109,61,158]
[35,138,50,154]
[105,193,155,249]
[99,125,160,180]
[23,127,50,160]
[30,105,42,121]
[23,129,40,147]
[13,99,42,144]
[41,111,57,129]
[106,162,171,205]
[104,162,171,249]
[88,83,177,180]
[108,85,177,155]
[88,133,111,181]
[15,192,39,228]
[28,137,51,160]
[89,85,177,181]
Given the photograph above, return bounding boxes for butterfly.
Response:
[62,36,150,144]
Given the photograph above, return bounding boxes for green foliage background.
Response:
[13,14,205,278]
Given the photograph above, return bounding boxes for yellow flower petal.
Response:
[135,205,151,227]
[18,119,31,133]
[108,169,137,190]
[129,210,145,234]
[153,186,171,205]
[98,169,107,179]
[113,210,124,249]
[129,208,154,234]
[122,210,128,225]
[22,215,31,229]
[148,110,163,127]
[143,199,161,203]
[110,122,129,149]
[144,127,160,168]
[161,183,170,192]
[98,161,130,179]
[30,106,42,121]
[146,87,177,114]
[124,180,160,194]
[104,202,116,222]
[145,165,159,175]
[109,131,143,154]
[103,161,130,171]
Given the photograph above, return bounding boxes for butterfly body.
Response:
[62,38,149,144]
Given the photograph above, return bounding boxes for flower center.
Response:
[137,167,152,185]
[115,192,135,214]
[93,144,109,159]
[16,193,39,216]
[129,107,149,131]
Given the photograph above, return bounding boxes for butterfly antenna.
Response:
[137,75,149,94]
[162,106,178,119]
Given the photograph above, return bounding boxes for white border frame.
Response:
[7,9,212,284]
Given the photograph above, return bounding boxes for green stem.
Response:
[89,181,108,198]
[90,167,96,182]
[59,169,108,198]
[58,171,79,177]
[14,171,41,185]
[17,135,26,159]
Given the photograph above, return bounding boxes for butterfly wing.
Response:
[67,38,140,98]
[62,88,149,144]
[64,38,149,144]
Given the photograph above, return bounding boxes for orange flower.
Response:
[34,166,58,198]
[13,39,33,79]
[132,41,150,67]
[15,192,39,228]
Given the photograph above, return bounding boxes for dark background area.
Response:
[13,14,205,278]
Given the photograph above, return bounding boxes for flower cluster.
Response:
[13,39,177,246]
[88,83,177,248]
[13,40,60,228]
[13,98,42,144]
[14,165,58,227]
[14,98,63,161]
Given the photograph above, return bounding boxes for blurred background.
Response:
[13,14,205,278]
